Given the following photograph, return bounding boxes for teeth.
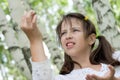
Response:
[67,42,74,46]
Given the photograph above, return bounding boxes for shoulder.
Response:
[54,75,67,80]
[112,51,120,62]
[112,51,120,77]
[114,65,120,78]
[100,63,109,71]
[54,72,78,80]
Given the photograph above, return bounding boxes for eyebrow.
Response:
[61,29,67,33]
[72,26,80,29]
[61,26,81,32]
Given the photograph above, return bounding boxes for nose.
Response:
[66,32,73,40]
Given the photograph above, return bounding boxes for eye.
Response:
[61,32,66,36]
[73,29,79,32]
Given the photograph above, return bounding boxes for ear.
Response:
[88,33,96,45]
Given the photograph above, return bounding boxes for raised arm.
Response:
[20,10,47,62]
[20,10,54,80]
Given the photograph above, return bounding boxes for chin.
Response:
[65,50,78,57]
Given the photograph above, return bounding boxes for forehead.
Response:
[61,17,83,30]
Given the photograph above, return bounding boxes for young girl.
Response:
[20,10,120,80]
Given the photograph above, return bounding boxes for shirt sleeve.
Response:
[30,59,54,80]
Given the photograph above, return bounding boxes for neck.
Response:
[71,50,92,69]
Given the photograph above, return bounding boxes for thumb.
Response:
[107,65,115,77]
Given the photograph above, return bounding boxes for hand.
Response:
[20,10,42,43]
[20,10,47,61]
[86,65,117,80]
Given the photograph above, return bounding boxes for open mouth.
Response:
[66,42,75,49]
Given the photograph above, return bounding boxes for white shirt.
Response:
[31,59,120,80]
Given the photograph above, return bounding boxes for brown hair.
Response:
[56,13,120,75]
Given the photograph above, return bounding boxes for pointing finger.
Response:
[32,14,37,25]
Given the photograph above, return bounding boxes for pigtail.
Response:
[90,35,120,66]
[59,54,74,74]
[59,53,82,74]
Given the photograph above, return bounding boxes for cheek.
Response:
[60,37,66,47]
[76,35,88,47]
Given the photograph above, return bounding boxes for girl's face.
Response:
[60,18,91,57]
